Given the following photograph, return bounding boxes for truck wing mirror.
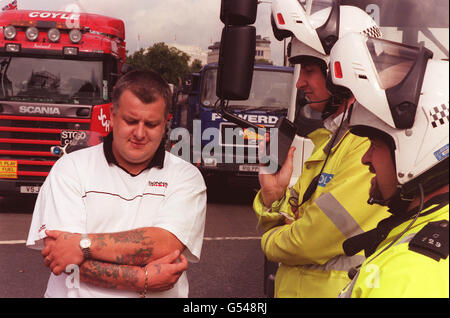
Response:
[220,0,257,25]
[216,0,296,172]
[216,25,256,100]
[217,0,257,100]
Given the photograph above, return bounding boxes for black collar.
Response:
[102,133,165,176]
[343,192,449,258]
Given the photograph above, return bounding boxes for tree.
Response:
[255,58,273,65]
[189,59,203,73]
[126,42,191,84]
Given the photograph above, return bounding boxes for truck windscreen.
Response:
[201,68,293,110]
[0,56,104,104]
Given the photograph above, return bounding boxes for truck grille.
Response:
[219,122,265,147]
[216,123,263,164]
[0,114,90,183]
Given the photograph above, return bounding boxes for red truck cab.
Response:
[0,9,126,196]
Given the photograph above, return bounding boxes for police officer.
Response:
[328,33,449,297]
[254,3,389,298]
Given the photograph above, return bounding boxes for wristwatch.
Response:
[79,233,91,260]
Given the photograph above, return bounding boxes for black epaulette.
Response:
[409,220,449,261]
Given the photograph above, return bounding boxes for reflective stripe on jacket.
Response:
[254,127,390,298]
[340,203,449,298]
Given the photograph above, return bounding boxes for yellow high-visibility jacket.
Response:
[340,198,449,298]
[254,127,390,298]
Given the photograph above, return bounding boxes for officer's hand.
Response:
[258,134,295,207]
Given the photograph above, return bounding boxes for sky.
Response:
[3,0,286,65]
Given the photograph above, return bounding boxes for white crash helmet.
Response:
[273,0,382,129]
[271,0,381,66]
[329,33,449,197]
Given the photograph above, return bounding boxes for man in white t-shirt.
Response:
[26,70,207,298]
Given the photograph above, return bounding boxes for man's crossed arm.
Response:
[42,227,187,293]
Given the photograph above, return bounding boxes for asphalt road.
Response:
[0,184,267,298]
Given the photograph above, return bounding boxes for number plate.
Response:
[20,186,41,194]
[239,164,259,172]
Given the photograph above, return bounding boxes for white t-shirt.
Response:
[27,139,207,298]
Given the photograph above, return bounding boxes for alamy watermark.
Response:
[65,264,80,289]
[169,120,281,174]
[364,264,380,289]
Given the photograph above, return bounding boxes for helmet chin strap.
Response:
[307,97,331,104]
[367,184,392,207]
[321,96,343,120]
[368,186,414,215]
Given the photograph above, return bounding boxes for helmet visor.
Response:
[366,37,433,128]
[300,0,333,28]
[367,38,419,89]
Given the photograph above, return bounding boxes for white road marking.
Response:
[0,240,26,245]
[203,236,261,241]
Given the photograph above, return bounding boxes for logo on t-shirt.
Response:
[38,224,47,233]
[149,181,168,188]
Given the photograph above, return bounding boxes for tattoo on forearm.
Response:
[81,260,140,291]
[93,233,107,248]
[92,229,156,266]
[115,247,154,265]
[110,229,149,244]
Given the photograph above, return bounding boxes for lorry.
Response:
[169,62,294,189]
[0,9,126,196]
[217,0,449,297]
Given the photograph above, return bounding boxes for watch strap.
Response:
[80,233,91,260]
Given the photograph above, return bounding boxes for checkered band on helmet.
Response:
[362,26,382,38]
[430,103,450,128]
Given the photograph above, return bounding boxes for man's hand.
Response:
[78,249,188,293]
[42,230,83,275]
[258,134,296,207]
[145,249,188,292]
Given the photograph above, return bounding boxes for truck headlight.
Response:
[47,28,61,43]
[26,27,39,41]
[4,25,17,40]
[5,43,20,52]
[69,29,82,43]
[63,47,79,55]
